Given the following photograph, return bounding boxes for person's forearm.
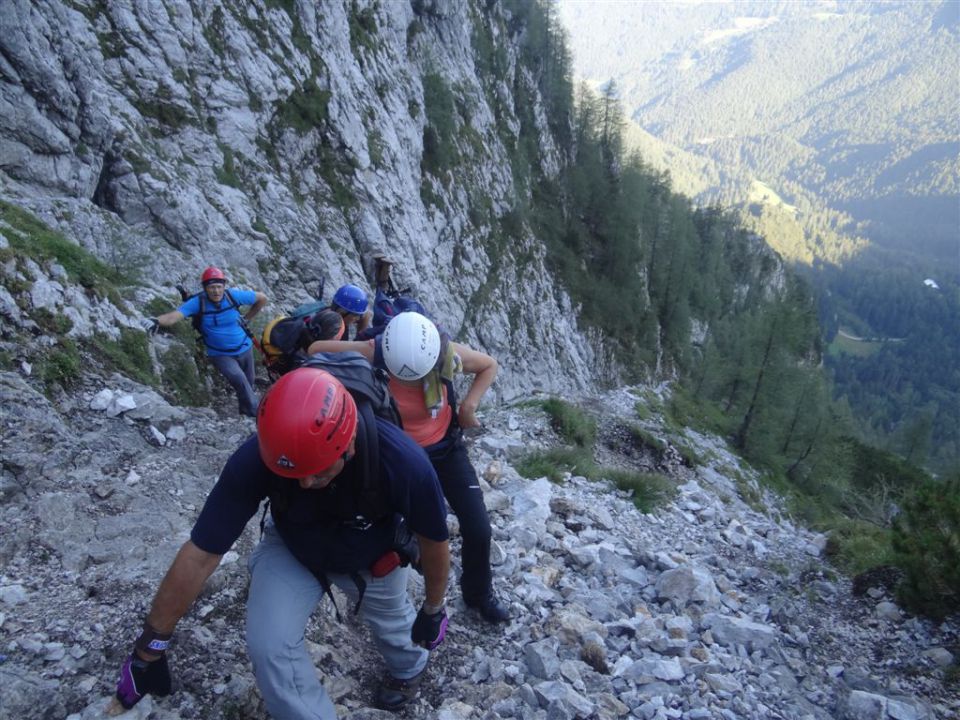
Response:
[244,294,267,321]
[306,339,372,358]
[357,310,373,333]
[461,364,496,414]
[416,536,449,607]
[155,310,184,327]
[144,541,221,636]
[452,343,498,412]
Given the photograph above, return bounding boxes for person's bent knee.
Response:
[246,617,300,670]
[459,515,492,545]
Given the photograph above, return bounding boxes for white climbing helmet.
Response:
[382,311,441,381]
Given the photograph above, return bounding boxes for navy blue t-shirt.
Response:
[191,418,448,566]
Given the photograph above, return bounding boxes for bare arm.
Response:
[416,536,450,608]
[306,338,373,359]
[356,309,373,334]
[451,342,498,429]
[155,310,185,327]
[137,541,222,659]
[244,292,268,322]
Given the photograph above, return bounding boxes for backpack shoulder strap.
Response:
[191,292,205,335]
[354,402,389,521]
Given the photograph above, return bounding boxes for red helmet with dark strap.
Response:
[257,368,357,478]
[201,266,226,285]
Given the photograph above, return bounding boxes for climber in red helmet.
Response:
[111,368,450,718]
[143,266,267,417]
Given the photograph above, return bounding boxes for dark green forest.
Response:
[815,252,959,475]
[736,199,960,475]
[484,1,959,618]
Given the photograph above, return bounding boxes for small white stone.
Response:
[166,425,187,442]
[90,389,114,411]
[876,601,901,621]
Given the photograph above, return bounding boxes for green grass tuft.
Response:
[0,201,127,297]
[602,468,673,512]
[91,329,156,386]
[541,398,596,448]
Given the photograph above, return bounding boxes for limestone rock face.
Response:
[0,0,600,400]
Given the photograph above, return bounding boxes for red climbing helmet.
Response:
[257,368,358,478]
[201,266,226,286]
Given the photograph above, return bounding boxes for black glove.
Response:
[141,317,161,335]
[411,607,448,650]
[115,652,172,709]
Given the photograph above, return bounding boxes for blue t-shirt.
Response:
[178,289,256,357]
[191,418,448,571]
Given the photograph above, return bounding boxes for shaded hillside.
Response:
[558,0,960,263]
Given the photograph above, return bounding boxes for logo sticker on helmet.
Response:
[276,455,296,469]
[397,364,418,379]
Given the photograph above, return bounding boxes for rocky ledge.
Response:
[0,375,956,719]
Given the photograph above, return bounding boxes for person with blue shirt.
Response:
[144,266,267,417]
[111,368,451,717]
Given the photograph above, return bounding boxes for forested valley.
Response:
[503,1,958,619]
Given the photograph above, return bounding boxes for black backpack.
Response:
[262,352,402,542]
[261,309,345,380]
[263,352,409,616]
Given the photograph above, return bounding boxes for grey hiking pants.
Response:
[246,524,428,720]
[209,349,258,417]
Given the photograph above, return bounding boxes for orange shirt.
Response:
[389,377,452,448]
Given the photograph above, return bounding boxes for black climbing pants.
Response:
[425,434,493,605]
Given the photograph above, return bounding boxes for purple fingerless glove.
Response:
[116,653,172,709]
[411,608,448,650]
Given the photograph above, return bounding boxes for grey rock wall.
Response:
[1,0,602,400]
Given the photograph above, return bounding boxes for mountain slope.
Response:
[558,0,960,262]
[1,369,956,718]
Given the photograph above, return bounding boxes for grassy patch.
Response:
[541,397,596,448]
[215,144,242,188]
[421,72,459,175]
[131,84,191,132]
[349,1,379,57]
[735,473,764,512]
[203,6,228,58]
[160,344,208,406]
[515,447,671,511]
[516,446,596,484]
[823,517,895,576]
[34,308,74,336]
[368,130,384,167]
[665,385,732,437]
[828,329,883,358]
[38,338,82,393]
[0,201,127,298]
[145,295,179,317]
[603,468,673,512]
[275,77,330,134]
[91,329,156,386]
[674,441,706,468]
[628,424,666,455]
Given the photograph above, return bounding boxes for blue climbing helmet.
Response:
[331,284,368,315]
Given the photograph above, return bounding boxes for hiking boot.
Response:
[466,594,511,623]
[376,667,425,711]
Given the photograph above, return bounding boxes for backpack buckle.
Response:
[344,515,372,531]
